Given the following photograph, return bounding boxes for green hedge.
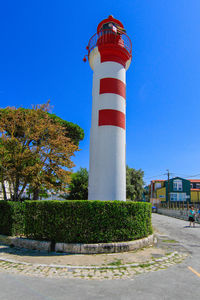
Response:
[0,201,25,236]
[0,200,152,243]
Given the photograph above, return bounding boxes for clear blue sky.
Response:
[1,0,200,185]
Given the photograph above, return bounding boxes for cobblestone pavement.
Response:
[0,235,189,280]
[0,251,188,280]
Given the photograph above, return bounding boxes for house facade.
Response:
[190,179,200,202]
[150,180,165,199]
[149,177,200,203]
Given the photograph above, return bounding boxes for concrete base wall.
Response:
[0,234,156,254]
[55,234,156,254]
[0,235,51,251]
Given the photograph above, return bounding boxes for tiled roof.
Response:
[189,179,200,182]
[151,178,200,183]
[151,180,165,182]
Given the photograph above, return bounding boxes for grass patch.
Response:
[165,252,173,256]
[162,239,179,243]
[138,263,152,268]
[109,259,123,266]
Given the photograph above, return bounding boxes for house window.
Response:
[178,193,186,201]
[173,180,182,191]
[196,183,200,189]
[155,183,161,190]
[170,193,186,201]
[170,193,177,201]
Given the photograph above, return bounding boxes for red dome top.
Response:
[97,15,124,33]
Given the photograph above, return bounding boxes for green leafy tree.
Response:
[0,103,82,201]
[126,166,145,201]
[0,106,84,147]
[47,113,84,146]
[66,167,88,200]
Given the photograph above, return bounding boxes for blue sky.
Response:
[0,0,200,185]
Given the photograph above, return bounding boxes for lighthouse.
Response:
[86,16,132,201]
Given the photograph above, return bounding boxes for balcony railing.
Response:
[87,29,132,57]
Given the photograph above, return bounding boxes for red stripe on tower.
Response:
[98,109,125,129]
[100,78,126,99]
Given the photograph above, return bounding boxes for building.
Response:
[150,180,165,199]
[190,179,200,202]
[149,177,200,204]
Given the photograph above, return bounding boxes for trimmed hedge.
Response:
[0,200,152,243]
[0,201,25,236]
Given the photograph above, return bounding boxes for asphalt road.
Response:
[0,214,200,300]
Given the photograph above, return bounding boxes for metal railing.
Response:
[87,29,132,57]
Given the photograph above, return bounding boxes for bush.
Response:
[0,200,152,243]
[0,201,25,236]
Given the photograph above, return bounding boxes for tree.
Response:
[0,103,80,201]
[47,113,84,146]
[66,167,88,200]
[0,107,84,146]
[126,166,144,201]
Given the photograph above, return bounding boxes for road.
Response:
[0,214,200,300]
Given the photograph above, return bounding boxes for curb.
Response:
[0,234,156,254]
[0,251,182,270]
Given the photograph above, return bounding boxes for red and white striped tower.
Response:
[86,16,132,201]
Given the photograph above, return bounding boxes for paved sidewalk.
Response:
[0,233,188,280]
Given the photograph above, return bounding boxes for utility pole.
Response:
[166,169,170,207]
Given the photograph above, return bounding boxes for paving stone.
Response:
[0,237,188,280]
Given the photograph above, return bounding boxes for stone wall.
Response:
[157,208,200,223]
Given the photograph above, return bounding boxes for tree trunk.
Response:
[13,176,20,201]
[18,181,28,200]
[33,188,40,200]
